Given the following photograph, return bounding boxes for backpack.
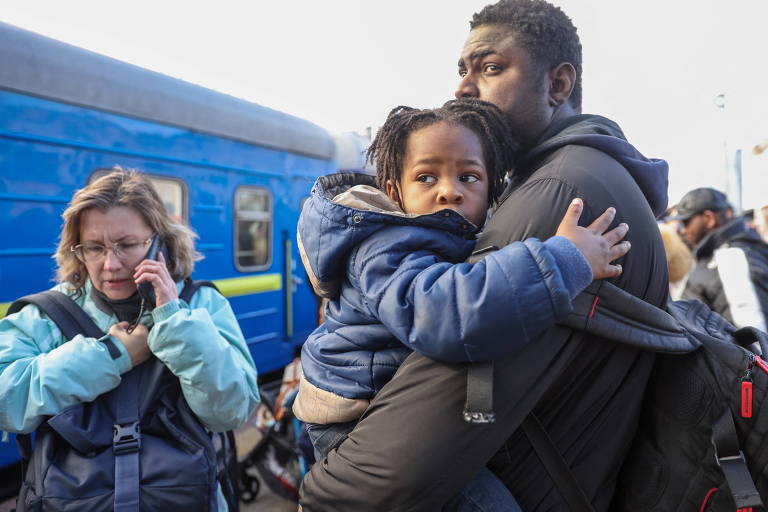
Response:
[6,279,240,512]
[498,281,768,512]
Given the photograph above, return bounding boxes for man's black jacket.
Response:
[299,115,670,512]
[683,218,768,330]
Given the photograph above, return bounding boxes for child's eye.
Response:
[416,175,436,183]
[460,174,480,183]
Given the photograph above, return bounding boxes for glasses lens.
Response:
[76,244,106,262]
[115,241,146,260]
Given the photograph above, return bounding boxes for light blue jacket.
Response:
[0,279,260,434]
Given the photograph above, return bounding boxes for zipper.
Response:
[741,353,755,418]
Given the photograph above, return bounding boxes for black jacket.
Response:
[478,114,670,511]
[298,115,670,512]
[683,218,768,331]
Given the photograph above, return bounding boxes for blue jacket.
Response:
[295,172,591,407]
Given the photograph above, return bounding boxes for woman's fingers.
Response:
[587,206,616,234]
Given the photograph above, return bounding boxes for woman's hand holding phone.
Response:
[133,251,178,307]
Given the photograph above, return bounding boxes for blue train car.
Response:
[0,22,366,485]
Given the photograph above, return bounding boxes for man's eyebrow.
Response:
[458,49,497,68]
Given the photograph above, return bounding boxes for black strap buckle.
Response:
[113,421,141,455]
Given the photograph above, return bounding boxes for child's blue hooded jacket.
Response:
[293,172,591,423]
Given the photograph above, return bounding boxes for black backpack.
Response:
[6,280,240,512]
[500,282,768,512]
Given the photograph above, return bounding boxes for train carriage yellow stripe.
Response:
[0,273,283,317]
[212,273,282,298]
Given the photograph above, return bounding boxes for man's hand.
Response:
[555,198,630,279]
[109,321,151,367]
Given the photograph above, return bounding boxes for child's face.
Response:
[387,121,489,227]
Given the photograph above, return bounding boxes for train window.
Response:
[235,186,272,271]
[89,170,187,223]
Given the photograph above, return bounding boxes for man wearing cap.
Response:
[676,187,768,331]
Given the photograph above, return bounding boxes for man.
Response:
[677,187,768,331]
[299,1,669,510]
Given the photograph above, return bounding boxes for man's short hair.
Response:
[471,0,583,109]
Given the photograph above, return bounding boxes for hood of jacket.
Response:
[297,171,478,299]
[520,114,669,218]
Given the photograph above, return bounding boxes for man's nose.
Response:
[455,74,479,99]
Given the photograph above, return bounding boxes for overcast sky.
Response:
[3,0,768,208]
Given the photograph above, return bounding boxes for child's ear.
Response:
[386,180,398,202]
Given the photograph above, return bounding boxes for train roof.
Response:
[0,22,336,160]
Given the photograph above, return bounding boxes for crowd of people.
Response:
[1,0,767,511]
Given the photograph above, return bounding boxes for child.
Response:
[293,99,629,509]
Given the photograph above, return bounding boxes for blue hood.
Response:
[297,171,478,299]
[524,115,669,218]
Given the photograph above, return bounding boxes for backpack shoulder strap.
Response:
[521,413,596,512]
[7,290,104,340]
[179,278,219,304]
[6,290,121,359]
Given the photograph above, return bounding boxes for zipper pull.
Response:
[755,355,768,374]
[741,353,755,419]
[742,381,753,418]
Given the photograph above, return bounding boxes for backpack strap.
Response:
[521,413,596,512]
[179,278,219,304]
[7,290,120,359]
[113,368,142,512]
[463,361,496,424]
[711,410,764,509]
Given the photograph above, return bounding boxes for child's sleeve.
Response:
[355,231,592,363]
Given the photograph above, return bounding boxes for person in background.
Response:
[0,169,259,511]
[658,222,693,299]
[675,186,768,331]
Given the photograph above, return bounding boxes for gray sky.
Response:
[3,0,768,208]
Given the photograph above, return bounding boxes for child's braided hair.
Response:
[367,98,518,207]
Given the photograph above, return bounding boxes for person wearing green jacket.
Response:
[0,169,259,511]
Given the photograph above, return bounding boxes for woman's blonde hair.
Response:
[55,168,201,290]
[658,222,693,284]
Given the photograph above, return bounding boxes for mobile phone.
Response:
[137,235,169,307]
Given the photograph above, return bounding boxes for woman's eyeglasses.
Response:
[71,236,154,263]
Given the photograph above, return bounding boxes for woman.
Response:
[0,169,259,511]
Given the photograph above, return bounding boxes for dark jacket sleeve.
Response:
[353,229,580,362]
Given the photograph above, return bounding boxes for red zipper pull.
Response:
[754,355,768,374]
[742,381,753,418]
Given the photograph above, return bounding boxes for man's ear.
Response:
[547,62,576,107]
[703,210,719,230]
